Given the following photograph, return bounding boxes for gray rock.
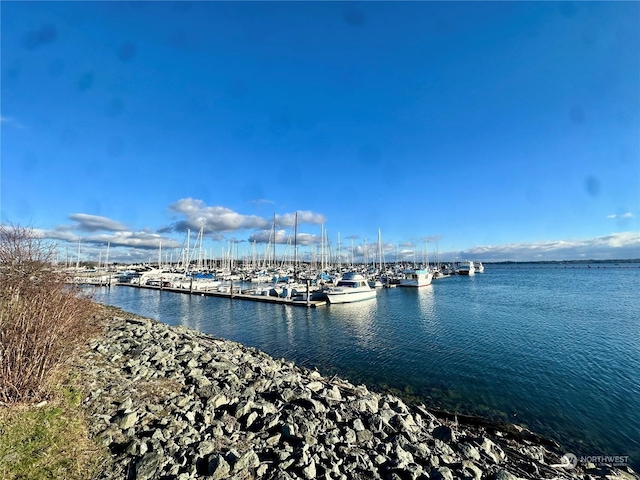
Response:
[480,437,506,463]
[135,450,164,480]
[117,411,138,430]
[353,418,366,432]
[434,439,455,457]
[245,410,259,429]
[430,466,454,480]
[461,459,483,480]
[344,428,357,445]
[395,445,414,468]
[459,442,481,461]
[405,463,424,480]
[234,449,260,471]
[197,439,217,457]
[307,381,324,392]
[493,470,520,480]
[208,454,231,479]
[356,429,374,443]
[302,459,317,479]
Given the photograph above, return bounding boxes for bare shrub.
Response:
[0,224,99,404]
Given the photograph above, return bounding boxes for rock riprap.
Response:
[78,313,638,480]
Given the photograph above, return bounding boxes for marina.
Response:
[70,258,487,307]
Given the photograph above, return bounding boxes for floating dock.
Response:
[117,283,327,308]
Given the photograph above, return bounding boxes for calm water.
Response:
[89,264,640,469]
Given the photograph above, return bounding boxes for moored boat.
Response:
[399,268,433,287]
[456,261,476,276]
[325,272,377,304]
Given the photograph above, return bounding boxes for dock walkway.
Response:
[117,283,327,308]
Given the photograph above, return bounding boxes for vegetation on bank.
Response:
[0,224,107,478]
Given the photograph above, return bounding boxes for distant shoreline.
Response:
[484,259,640,265]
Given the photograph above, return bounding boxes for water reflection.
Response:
[416,286,438,334]
[284,305,296,346]
[178,293,197,330]
[417,285,435,315]
[328,299,377,349]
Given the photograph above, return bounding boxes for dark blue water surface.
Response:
[89,264,640,469]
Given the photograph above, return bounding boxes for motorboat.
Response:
[399,268,433,287]
[325,272,377,304]
[456,261,476,276]
[474,262,485,273]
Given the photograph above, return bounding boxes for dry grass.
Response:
[0,223,99,404]
[0,224,115,478]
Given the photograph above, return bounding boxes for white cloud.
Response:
[69,213,128,232]
[247,228,321,246]
[167,198,269,232]
[0,116,25,128]
[84,232,180,249]
[277,210,327,227]
[607,212,634,219]
[459,232,640,261]
[33,228,79,242]
[36,228,179,250]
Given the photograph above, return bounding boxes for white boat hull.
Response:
[325,289,377,304]
[399,269,433,287]
[456,261,476,276]
[325,272,377,304]
[399,278,433,287]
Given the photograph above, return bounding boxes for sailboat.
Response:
[368,228,385,288]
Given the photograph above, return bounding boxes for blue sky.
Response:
[2,1,639,263]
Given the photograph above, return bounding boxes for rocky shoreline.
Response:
[76,309,638,480]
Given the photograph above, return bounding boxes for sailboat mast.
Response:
[351,239,354,267]
[198,226,204,271]
[321,223,325,271]
[325,228,329,269]
[186,229,191,272]
[273,213,276,269]
[293,212,298,280]
[378,228,383,272]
